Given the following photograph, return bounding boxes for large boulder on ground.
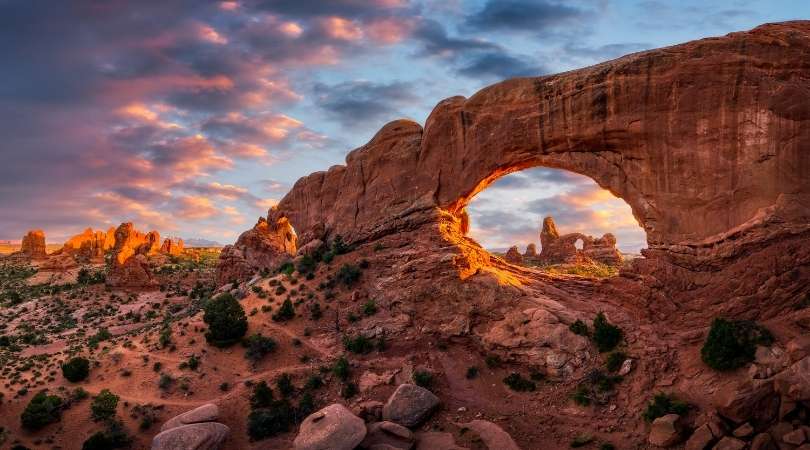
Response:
[685,424,717,450]
[160,404,219,432]
[383,384,440,427]
[150,422,229,450]
[462,420,520,450]
[293,403,366,450]
[649,414,683,447]
[360,421,415,449]
[713,436,746,450]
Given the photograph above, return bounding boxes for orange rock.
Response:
[160,237,184,256]
[16,229,47,258]
[107,222,161,287]
[58,227,116,261]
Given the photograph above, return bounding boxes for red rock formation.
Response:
[160,237,184,256]
[57,227,116,261]
[224,22,810,317]
[107,223,161,288]
[503,246,523,264]
[216,217,297,284]
[15,230,47,259]
[536,216,622,266]
[524,243,538,258]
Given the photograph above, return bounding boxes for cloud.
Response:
[457,51,545,80]
[314,80,417,126]
[465,0,590,33]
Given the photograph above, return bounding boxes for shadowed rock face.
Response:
[222,22,810,314]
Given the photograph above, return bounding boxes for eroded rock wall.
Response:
[224,22,810,312]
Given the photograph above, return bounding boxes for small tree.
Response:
[91,389,119,422]
[250,381,275,409]
[21,391,63,430]
[642,393,689,422]
[62,357,90,382]
[203,293,248,347]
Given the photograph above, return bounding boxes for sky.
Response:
[1,1,808,247]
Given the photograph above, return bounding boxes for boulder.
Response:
[293,404,366,450]
[360,421,415,450]
[750,433,776,450]
[160,404,219,432]
[783,428,807,445]
[648,414,682,447]
[712,437,746,450]
[296,239,324,257]
[731,423,754,439]
[217,217,296,284]
[383,384,440,427]
[150,422,229,450]
[462,420,520,450]
[685,424,717,450]
[414,432,465,450]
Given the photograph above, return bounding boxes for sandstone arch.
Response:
[223,22,810,311]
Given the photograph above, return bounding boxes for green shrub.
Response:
[88,328,112,349]
[304,375,323,391]
[341,382,358,399]
[21,391,63,430]
[272,299,295,322]
[247,401,294,440]
[642,393,689,422]
[296,255,317,275]
[331,235,350,255]
[592,313,622,352]
[91,389,119,422]
[332,356,350,381]
[569,320,589,337]
[62,357,90,382]
[336,264,361,287]
[158,373,173,390]
[296,392,315,421]
[78,268,106,285]
[413,370,433,388]
[81,421,130,450]
[701,318,773,371]
[276,373,295,398]
[250,381,274,409]
[361,299,378,316]
[503,373,536,392]
[605,352,626,373]
[158,326,172,349]
[309,303,322,320]
[465,366,479,379]
[243,334,277,363]
[203,293,248,347]
[485,355,501,368]
[343,335,374,354]
[278,261,295,276]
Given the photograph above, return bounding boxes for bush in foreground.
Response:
[91,389,119,422]
[21,391,63,430]
[62,357,90,382]
[592,313,622,352]
[203,293,248,347]
[701,318,773,371]
[243,334,277,363]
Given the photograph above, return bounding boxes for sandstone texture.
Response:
[161,237,185,256]
[150,422,229,450]
[160,403,219,432]
[382,384,440,427]
[293,403,366,450]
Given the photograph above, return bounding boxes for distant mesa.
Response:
[183,237,222,248]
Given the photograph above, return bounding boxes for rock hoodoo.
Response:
[528,216,623,266]
[160,237,184,256]
[107,222,163,288]
[217,216,297,284]
[221,22,810,316]
[15,229,47,259]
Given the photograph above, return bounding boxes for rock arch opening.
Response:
[463,167,646,275]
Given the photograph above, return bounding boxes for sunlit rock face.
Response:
[107,222,162,288]
[161,237,185,256]
[216,217,297,284]
[532,216,622,266]
[16,230,47,258]
[55,227,116,261]
[225,22,810,315]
